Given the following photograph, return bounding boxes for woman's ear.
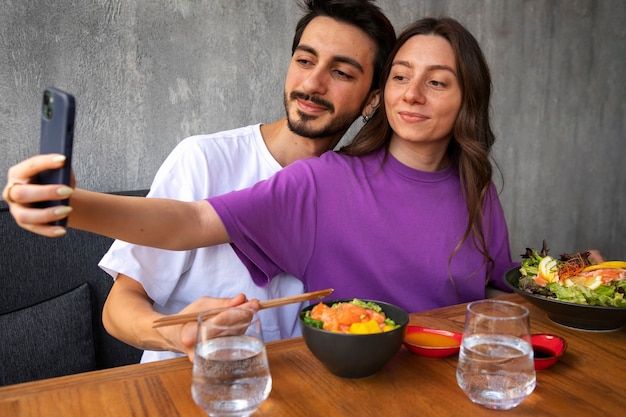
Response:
[362,89,381,118]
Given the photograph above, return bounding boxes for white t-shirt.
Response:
[99,124,305,363]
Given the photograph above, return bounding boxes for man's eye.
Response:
[334,70,354,80]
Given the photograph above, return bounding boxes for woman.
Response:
[4,17,515,314]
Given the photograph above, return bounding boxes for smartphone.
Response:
[35,87,76,225]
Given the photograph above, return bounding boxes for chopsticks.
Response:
[152,288,334,328]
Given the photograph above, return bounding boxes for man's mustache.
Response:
[290,92,334,113]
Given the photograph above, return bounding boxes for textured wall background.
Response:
[1,0,625,259]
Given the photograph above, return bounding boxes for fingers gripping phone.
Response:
[35,87,76,226]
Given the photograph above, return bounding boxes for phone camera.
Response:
[42,91,54,120]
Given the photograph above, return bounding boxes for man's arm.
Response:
[102,275,181,352]
[102,274,258,361]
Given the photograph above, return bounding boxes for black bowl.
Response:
[299,299,408,378]
[504,268,626,331]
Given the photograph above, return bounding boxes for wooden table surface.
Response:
[1,294,624,416]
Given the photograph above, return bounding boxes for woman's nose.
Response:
[403,81,426,104]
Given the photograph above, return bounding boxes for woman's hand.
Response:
[3,154,75,237]
[5,154,230,251]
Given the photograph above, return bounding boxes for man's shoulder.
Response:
[151,122,277,195]
[165,124,267,164]
[179,124,262,147]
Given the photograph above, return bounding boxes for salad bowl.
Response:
[504,268,626,331]
[299,299,408,378]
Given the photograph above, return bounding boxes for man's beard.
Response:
[284,91,357,139]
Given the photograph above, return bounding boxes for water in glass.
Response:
[192,308,271,417]
[457,334,535,410]
[456,300,535,410]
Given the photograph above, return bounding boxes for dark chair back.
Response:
[0,191,147,385]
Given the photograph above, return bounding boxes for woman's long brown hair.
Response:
[341,17,497,286]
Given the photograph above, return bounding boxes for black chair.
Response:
[0,191,147,386]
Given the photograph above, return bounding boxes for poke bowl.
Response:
[299,298,408,378]
[504,268,626,331]
[403,325,462,358]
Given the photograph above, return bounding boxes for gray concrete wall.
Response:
[1,1,624,260]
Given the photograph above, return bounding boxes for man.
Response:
[98,0,395,362]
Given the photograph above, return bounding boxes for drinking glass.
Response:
[192,307,272,417]
[456,300,535,410]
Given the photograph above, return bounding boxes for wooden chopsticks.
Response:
[152,288,334,328]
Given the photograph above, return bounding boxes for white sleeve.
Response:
[98,138,214,306]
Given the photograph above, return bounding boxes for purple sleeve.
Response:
[485,184,519,292]
[207,161,318,287]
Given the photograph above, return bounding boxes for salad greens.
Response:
[302,310,324,329]
[544,280,626,307]
[518,245,626,308]
[519,247,544,278]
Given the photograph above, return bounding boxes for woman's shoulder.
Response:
[269,150,385,193]
[311,149,381,168]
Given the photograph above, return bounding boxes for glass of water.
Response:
[192,307,272,417]
[456,300,535,410]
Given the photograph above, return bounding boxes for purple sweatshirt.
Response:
[209,148,515,314]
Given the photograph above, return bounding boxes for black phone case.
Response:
[35,87,76,225]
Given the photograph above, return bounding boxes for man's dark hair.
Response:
[292,0,396,91]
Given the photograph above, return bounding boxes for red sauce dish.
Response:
[531,333,567,370]
[403,325,462,358]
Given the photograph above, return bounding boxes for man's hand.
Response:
[103,275,261,362]
[175,294,261,362]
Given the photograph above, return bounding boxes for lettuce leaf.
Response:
[545,281,626,307]
[302,311,323,329]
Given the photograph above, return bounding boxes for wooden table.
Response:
[1,294,624,416]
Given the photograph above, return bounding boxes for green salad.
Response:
[518,244,626,308]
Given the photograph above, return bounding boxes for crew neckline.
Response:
[380,148,456,182]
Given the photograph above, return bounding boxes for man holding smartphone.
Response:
[97,0,395,363]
